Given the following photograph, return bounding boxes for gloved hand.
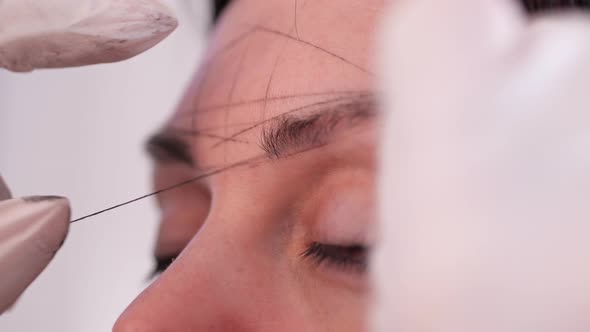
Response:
[0,0,178,72]
[0,0,178,315]
[0,176,70,314]
[374,0,590,331]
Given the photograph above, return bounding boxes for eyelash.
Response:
[152,245,369,275]
[302,242,369,273]
[150,255,178,278]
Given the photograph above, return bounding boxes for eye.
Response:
[302,242,369,274]
[149,254,178,279]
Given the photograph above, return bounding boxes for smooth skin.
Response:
[114,0,382,331]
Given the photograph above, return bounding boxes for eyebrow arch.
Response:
[146,132,194,167]
[260,96,376,159]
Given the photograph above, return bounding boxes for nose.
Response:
[112,221,295,331]
[113,243,245,331]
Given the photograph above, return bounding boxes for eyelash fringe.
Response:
[302,242,368,273]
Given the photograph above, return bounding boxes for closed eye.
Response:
[302,242,369,273]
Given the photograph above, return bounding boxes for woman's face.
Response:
[114,0,381,330]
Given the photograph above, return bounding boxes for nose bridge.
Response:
[113,215,266,332]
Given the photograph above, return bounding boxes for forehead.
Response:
[176,0,380,111]
[166,0,381,166]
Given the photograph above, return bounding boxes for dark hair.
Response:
[210,0,589,25]
[212,0,232,23]
[522,0,590,13]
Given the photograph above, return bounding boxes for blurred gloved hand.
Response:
[0,0,179,315]
[0,0,178,72]
[0,176,70,314]
[374,1,590,331]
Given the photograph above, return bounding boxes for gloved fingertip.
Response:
[23,196,71,255]
[0,196,71,255]
[0,196,71,313]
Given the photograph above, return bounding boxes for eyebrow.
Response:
[146,95,375,167]
[146,132,194,167]
[260,96,376,159]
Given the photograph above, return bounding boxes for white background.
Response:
[0,1,208,330]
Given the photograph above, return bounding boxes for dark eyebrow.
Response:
[146,132,194,167]
[260,96,376,159]
[521,0,590,13]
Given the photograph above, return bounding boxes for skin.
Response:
[114,0,383,330]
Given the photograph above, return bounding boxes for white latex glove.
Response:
[0,176,70,314]
[374,0,590,331]
[0,0,178,72]
[0,0,179,315]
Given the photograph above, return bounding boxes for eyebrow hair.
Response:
[146,132,194,167]
[212,0,232,24]
[260,96,376,159]
[521,0,590,13]
[146,95,375,168]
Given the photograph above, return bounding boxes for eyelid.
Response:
[293,168,375,279]
[294,168,375,247]
[312,177,375,246]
